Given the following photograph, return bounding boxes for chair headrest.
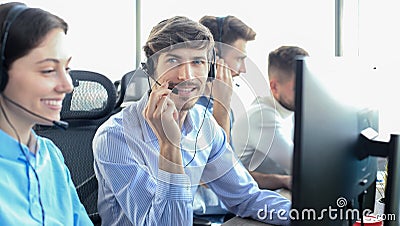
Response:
[61,70,117,120]
[115,69,148,108]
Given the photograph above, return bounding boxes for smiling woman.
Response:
[0,2,92,225]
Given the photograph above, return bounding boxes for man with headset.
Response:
[92,16,291,225]
[197,15,254,145]
[193,16,292,222]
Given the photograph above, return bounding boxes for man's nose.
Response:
[177,63,194,80]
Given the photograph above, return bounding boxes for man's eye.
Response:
[167,58,178,63]
[193,60,204,65]
[41,69,56,74]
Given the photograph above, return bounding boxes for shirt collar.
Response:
[0,129,31,161]
[273,97,294,119]
[254,95,294,119]
[197,95,214,114]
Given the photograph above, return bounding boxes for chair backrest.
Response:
[34,70,117,225]
[114,69,148,110]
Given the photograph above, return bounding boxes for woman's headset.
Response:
[0,4,28,92]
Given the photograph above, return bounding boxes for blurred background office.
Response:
[15,0,400,136]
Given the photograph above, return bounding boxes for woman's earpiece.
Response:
[0,4,29,92]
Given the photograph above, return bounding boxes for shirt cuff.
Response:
[156,169,192,200]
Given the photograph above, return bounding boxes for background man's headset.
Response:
[0,4,68,130]
[216,16,240,88]
[216,16,225,56]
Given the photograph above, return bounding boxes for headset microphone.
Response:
[141,63,179,94]
[52,120,69,130]
[147,72,179,95]
[207,49,216,82]
[1,94,69,130]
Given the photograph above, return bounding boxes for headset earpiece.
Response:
[144,59,155,76]
[207,16,225,82]
[0,66,8,92]
[207,49,216,81]
[216,17,225,43]
[0,4,28,92]
[216,16,225,56]
[140,62,153,95]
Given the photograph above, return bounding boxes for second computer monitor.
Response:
[291,56,379,225]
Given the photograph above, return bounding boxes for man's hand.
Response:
[212,58,233,111]
[210,58,233,142]
[143,82,183,173]
[250,171,292,190]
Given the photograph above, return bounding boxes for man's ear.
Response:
[269,79,278,96]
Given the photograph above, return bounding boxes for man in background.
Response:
[232,45,309,189]
[194,16,292,222]
[198,15,255,144]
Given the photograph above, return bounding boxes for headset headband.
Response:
[216,16,225,43]
[0,4,28,92]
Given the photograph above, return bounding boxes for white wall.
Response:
[17,0,136,82]
[8,0,400,134]
[141,0,335,117]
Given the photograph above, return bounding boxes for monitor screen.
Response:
[291,57,379,225]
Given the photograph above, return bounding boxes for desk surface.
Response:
[222,186,385,226]
[222,189,291,226]
[222,216,272,226]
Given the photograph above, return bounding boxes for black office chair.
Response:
[35,70,117,225]
[114,69,148,111]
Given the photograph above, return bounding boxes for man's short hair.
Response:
[143,16,214,75]
[268,46,309,81]
[199,15,256,45]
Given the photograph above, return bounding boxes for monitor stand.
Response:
[359,132,400,226]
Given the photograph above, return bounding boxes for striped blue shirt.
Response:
[93,94,291,225]
[0,129,93,225]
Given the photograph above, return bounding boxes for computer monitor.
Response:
[291,57,379,225]
[383,134,400,225]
